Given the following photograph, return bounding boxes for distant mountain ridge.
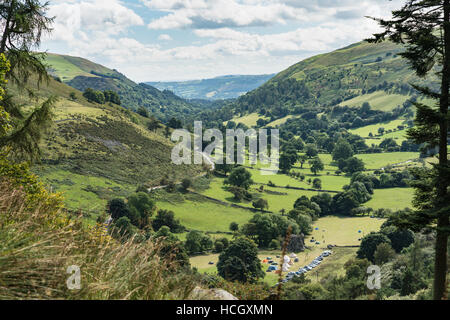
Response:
[147,74,275,100]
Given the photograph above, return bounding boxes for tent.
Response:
[282,256,291,271]
[267,265,278,272]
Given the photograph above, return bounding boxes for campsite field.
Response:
[190,247,325,286]
[309,247,360,282]
[189,215,384,286]
[305,216,385,247]
[46,53,96,81]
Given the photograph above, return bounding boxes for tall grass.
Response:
[0,180,196,300]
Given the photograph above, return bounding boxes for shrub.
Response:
[269,239,280,250]
[181,178,192,191]
[374,243,396,265]
[357,232,391,263]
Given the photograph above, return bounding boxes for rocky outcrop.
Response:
[287,234,306,253]
[189,287,238,300]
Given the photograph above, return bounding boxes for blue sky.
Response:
[41,0,404,82]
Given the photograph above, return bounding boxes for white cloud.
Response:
[142,0,302,30]
[142,0,404,30]
[47,0,144,42]
[42,0,406,81]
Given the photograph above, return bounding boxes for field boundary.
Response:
[255,182,340,194]
[189,191,273,214]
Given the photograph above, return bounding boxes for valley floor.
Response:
[150,151,420,286]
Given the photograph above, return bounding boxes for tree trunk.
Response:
[434,0,450,301]
[0,2,13,54]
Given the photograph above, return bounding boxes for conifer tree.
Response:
[369,0,450,299]
[0,0,56,161]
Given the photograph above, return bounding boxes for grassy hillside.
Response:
[148,74,275,100]
[45,53,208,123]
[226,40,438,127]
[8,75,203,220]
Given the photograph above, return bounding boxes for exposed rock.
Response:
[287,234,305,253]
[189,287,238,300]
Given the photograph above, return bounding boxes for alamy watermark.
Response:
[171,121,280,175]
[66,265,81,290]
[367,265,381,290]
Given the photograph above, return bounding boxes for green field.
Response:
[366,188,414,211]
[36,168,133,223]
[200,175,319,213]
[364,130,408,147]
[201,150,418,216]
[349,119,407,137]
[356,152,418,170]
[340,92,410,111]
[266,115,297,127]
[227,112,267,127]
[157,198,254,233]
[53,99,109,120]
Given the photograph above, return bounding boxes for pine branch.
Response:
[0,96,57,162]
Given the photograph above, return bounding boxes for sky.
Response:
[41,0,404,82]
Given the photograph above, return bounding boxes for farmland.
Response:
[226,112,268,127]
[348,119,407,138]
[157,196,254,233]
[173,150,416,287]
[355,152,419,170]
[340,92,410,111]
[366,188,415,211]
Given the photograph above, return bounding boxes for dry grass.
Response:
[0,180,196,300]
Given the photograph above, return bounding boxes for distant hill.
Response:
[45,53,208,123]
[226,40,438,127]
[147,74,275,100]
